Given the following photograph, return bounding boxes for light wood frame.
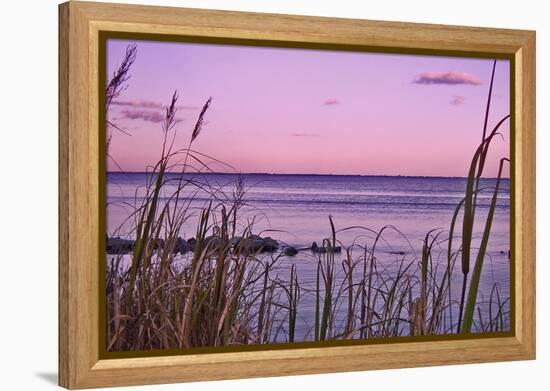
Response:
[59,1,536,389]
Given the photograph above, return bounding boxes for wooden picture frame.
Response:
[59,1,536,389]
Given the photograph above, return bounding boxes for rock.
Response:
[106,237,134,255]
[389,250,406,255]
[261,237,279,252]
[283,246,298,256]
[230,236,243,247]
[185,236,223,253]
[204,235,222,251]
[205,235,235,252]
[173,237,192,254]
[235,237,262,254]
[151,238,165,250]
[232,235,279,254]
[311,241,327,253]
[181,234,280,255]
[311,241,321,253]
[311,241,341,253]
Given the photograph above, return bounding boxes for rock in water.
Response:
[311,241,320,253]
[106,237,134,255]
[173,237,193,254]
[151,238,165,250]
[283,246,298,256]
[311,241,341,253]
[204,235,222,251]
[235,237,262,254]
[389,250,406,255]
[230,236,243,248]
[261,237,279,252]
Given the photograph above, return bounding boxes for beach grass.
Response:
[455,60,510,334]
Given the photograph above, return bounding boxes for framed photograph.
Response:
[59,1,536,389]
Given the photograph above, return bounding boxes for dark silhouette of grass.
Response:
[456,59,510,334]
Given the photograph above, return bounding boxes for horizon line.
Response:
[106,170,510,180]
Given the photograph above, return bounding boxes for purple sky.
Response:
[106,39,510,177]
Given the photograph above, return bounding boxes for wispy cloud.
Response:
[112,99,162,109]
[413,71,482,85]
[323,98,340,105]
[177,104,200,110]
[449,95,466,105]
[289,132,319,137]
[112,99,198,110]
[112,98,194,124]
[119,109,183,124]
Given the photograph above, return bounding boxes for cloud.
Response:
[112,99,194,124]
[449,95,466,105]
[323,98,340,105]
[177,104,200,110]
[289,132,319,137]
[413,71,482,85]
[119,109,165,123]
[112,99,198,110]
[119,109,183,124]
[112,99,163,109]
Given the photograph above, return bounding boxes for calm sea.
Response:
[107,172,511,336]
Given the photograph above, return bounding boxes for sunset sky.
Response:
[106,39,510,177]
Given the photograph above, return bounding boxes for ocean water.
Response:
[107,172,511,337]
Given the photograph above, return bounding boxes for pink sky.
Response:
[106,39,510,177]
